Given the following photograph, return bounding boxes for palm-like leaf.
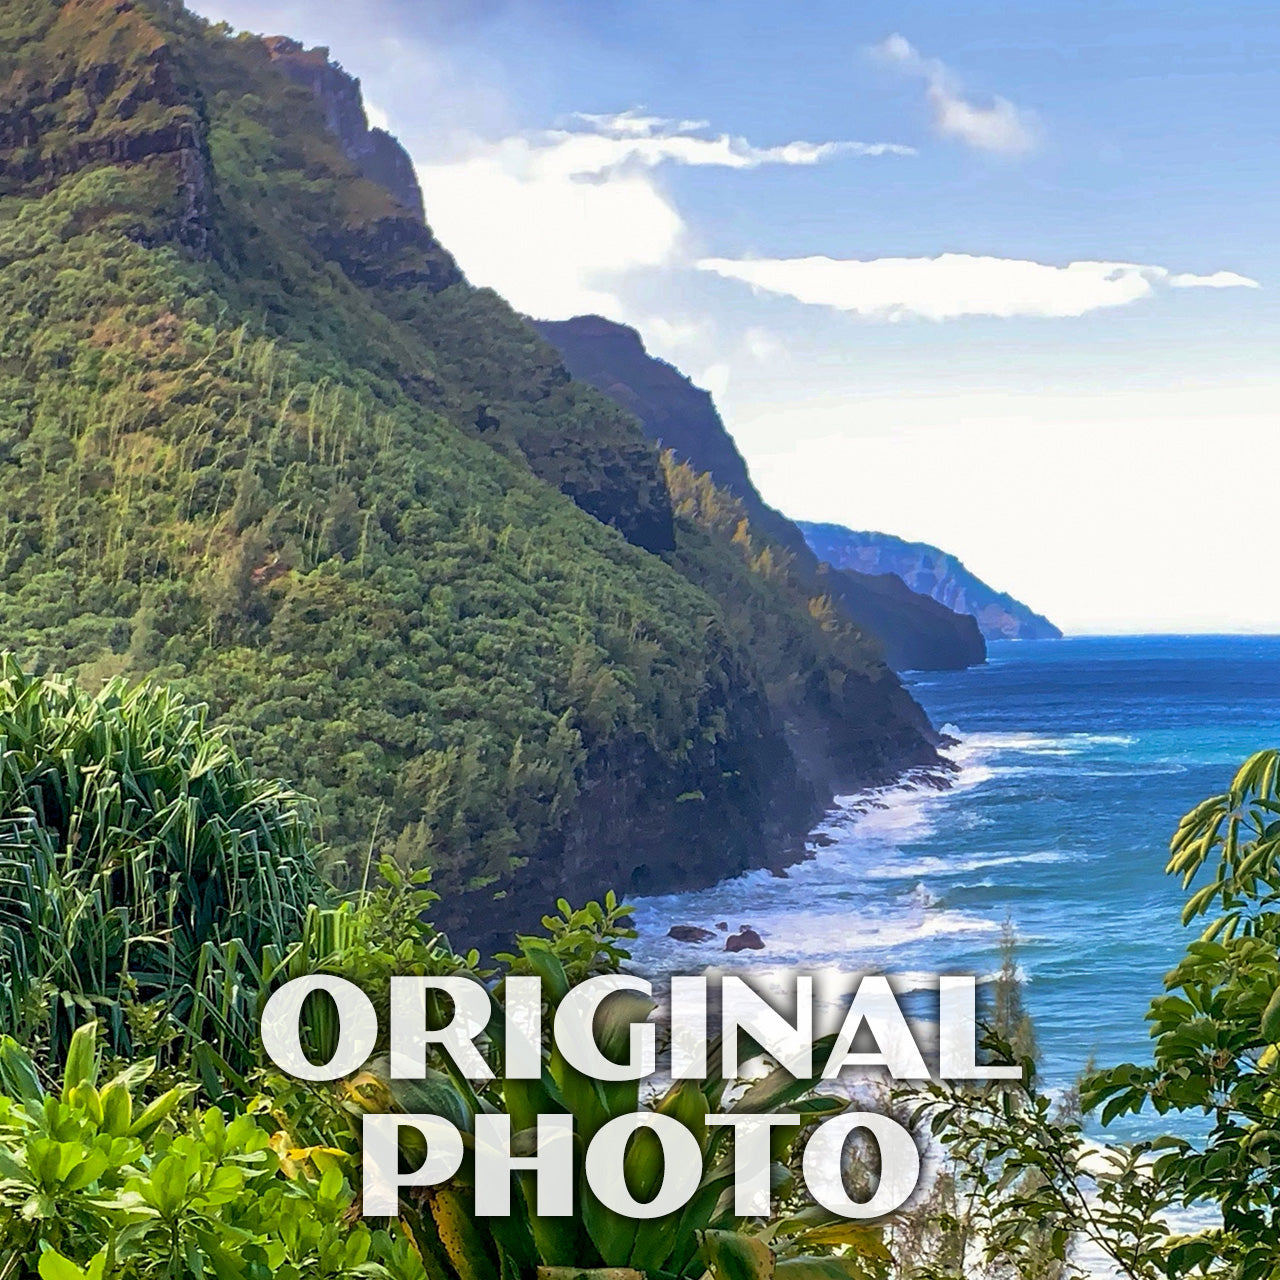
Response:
[0,655,323,1068]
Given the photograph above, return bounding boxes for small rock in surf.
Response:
[668,925,716,943]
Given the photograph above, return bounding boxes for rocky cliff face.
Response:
[535,315,760,506]
[821,567,988,671]
[799,524,1063,642]
[0,0,213,251]
[252,52,672,555]
[535,315,986,672]
[262,37,426,224]
[445,701,814,951]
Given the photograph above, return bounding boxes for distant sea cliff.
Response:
[535,316,987,672]
[799,523,1062,642]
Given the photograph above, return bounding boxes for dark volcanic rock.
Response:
[313,214,462,293]
[820,565,986,672]
[536,315,762,511]
[436,650,819,948]
[668,925,717,943]
[0,0,213,252]
[254,48,678,554]
[260,38,463,296]
[725,928,765,952]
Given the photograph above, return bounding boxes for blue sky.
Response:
[198,0,1279,633]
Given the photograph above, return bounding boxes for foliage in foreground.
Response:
[339,894,888,1280]
[1086,749,1280,1279]
[0,1021,422,1280]
[897,748,1280,1280]
[0,655,322,1071]
[0,886,891,1280]
[907,1037,1177,1280]
[8,644,1280,1278]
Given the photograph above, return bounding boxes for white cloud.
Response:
[695,252,1260,321]
[743,327,785,363]
[570,111,712,137]
[416,113,911,319]
[875,34,1036,155]
[640,314,714,353]
[552,110,916,167]
[420,147,683,317]
[698,362,732,405]
[1169,270,1260,289]
[363,98,391,132]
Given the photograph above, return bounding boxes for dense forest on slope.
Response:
[536,315,986,672]
[663,459,939,795]
[0,0,943,932]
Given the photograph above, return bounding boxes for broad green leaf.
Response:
[699,1228,776,1280]
[38,1250,88,1280]
[1262,982,1280,1043]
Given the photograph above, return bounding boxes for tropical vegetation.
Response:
[5,651,1280,1278]
[0,0,935,933]
[0,658,894,1277]
[3,2,1280,1277]
[0,657,320,1071]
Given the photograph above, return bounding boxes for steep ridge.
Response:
[799,523,1063,642]
[0,0,945,938]
[262,37,426,224]
[535,315,986,671]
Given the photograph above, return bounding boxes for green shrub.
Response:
[0,1021,424,1279]
[0,655,322,1068]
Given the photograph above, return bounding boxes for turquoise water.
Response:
[629,635,1280,1133]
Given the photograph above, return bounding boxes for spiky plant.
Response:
[0,654,324,1069]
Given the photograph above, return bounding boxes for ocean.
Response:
[628,634,1280,1138]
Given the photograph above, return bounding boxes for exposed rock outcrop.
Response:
[258,38,463,296]
[262,37,426,224]
[256,43,680,554]
[0,0,212,251]
[669,926,717,943]
[819,565,988,672]
[536,315,762,509]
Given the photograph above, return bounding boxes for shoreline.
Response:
[628,744,981,967]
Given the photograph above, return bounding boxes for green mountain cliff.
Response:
[0,0,943,938]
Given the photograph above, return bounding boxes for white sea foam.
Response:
[631,728,1032,977]
[907,881,940,908]
[659,907,1002,967]
[864,849,1075,880]
[630,641,1264,1280]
